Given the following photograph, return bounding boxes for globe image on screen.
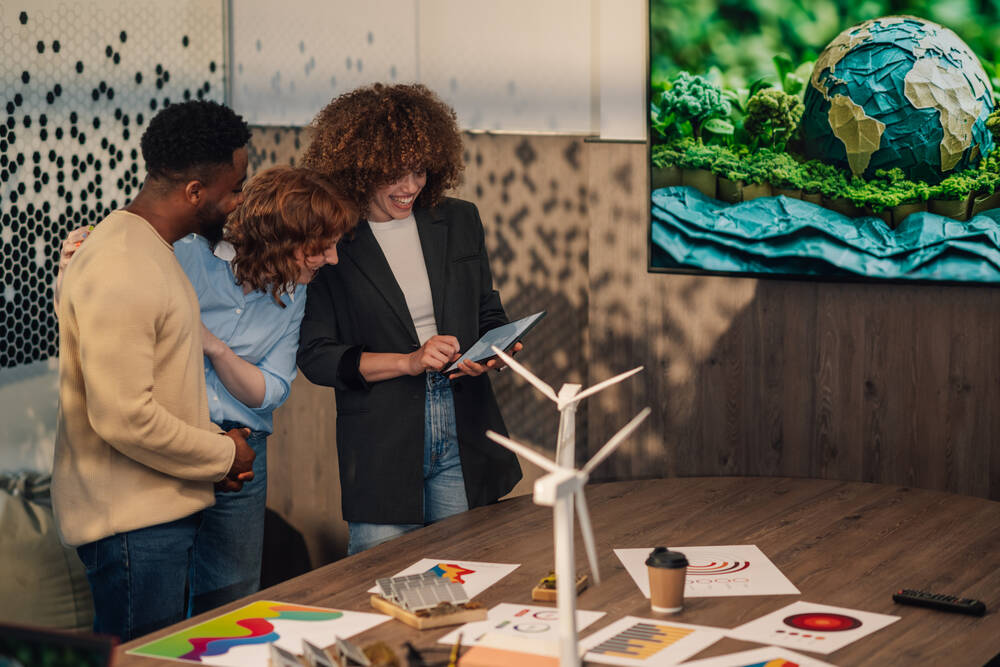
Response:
[801,16,995,184]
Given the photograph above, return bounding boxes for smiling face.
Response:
[294,237,340,284]
[368,170,427,222]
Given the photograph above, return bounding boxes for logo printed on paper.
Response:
[427,563,476,584]
[781,612,862,633]
[687,560,751,575]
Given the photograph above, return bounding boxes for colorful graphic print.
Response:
[742,660,800,667]
[782,612,862,633]
[589,621,694,659]
[428,562,476,584]
[688,560,751,575]
[132,601,342,662]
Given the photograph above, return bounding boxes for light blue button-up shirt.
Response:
[174,234,306,435]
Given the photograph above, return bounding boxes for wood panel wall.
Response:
[251,129,1000,569]
[585,141,1000,500]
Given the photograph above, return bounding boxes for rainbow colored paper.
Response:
[128,600,387,665]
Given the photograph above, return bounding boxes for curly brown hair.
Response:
[225,166,357,305]
[302,83,464,216]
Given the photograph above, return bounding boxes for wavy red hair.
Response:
[225,166,357,305]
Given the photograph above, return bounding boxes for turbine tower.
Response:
[486,346,650,666]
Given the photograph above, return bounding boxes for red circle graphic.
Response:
[783,612,862,632]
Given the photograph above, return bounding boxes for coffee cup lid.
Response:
[646,546,688,568]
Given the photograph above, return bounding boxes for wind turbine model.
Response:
[486,346,650,667]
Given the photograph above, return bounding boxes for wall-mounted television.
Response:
[648,0,1000,283]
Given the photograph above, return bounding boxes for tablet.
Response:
[445,310,546,372]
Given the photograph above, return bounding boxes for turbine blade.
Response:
[490,346,559,403]
[567,366,644,406]
[485,430,560,473]
[582,407,652,475]
[575,488,601,585]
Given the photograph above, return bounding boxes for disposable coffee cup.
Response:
[646,547,688,613]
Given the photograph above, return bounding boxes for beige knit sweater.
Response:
[53,210,235,546]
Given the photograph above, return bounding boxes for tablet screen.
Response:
[445,310,546,372]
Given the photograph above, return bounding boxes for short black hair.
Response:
[140,100,251,182]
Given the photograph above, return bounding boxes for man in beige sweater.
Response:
[54,100,256,641]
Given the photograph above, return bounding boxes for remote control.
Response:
[892,589,986,616]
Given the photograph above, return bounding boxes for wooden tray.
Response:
[369,595,487,630]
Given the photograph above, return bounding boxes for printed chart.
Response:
[367,559,519,599]
[615,545,800,597]
[679,645,838,667]
[127,600,388,666]
[578,616,724,666]
[437,603,605,655]
[728,601,900,654]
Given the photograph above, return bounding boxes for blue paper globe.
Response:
[801,16,995,184]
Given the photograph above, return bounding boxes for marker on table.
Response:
[447,632,462,667]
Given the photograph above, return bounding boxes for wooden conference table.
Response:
[117,477,1000,666]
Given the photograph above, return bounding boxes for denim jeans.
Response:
[188,422,268,616]
[347,372,468,555]
[76,514,201,641]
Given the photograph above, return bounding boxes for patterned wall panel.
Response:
[0,0,225,372]
[418,0,593,132]
[229,0,594,132]
[230,0,418,126]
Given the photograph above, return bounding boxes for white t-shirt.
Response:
[369,214,439,345]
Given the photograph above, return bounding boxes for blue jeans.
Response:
[188,423,268,616]
[77,514,201,641]
[348,372,468,555]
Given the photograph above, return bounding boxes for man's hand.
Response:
[406,335,460,375]
[217,427,254,492]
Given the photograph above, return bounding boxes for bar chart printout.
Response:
[579,616,725,666]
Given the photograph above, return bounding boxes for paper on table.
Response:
[127,600,388,666]
[578,616,725,667]
[678,646,838,666]
[367,559,519,599]
[727,601,900,655]
[459,644,559,667]
[615,545,800,598]
[437,603,606,652]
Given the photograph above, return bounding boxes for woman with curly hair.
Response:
[57,165,357,613]
[297,83,522,554]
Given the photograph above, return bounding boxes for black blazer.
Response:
[297,198,522,524]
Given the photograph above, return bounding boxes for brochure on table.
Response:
[127,600,387,666]
[615,545,800,597]
[727,601,900,655]
[437,603,605,655]
[577,616,725,666]
[366,559,519,599]
[678,646,839,666]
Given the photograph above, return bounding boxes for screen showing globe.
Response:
[649,1,1000,283]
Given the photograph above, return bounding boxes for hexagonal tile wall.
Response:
[0,1,224,369]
